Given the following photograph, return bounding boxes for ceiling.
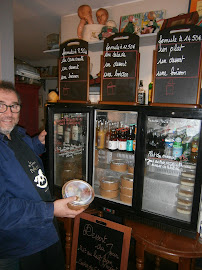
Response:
[13,0,139,66]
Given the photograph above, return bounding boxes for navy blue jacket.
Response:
[0,127,58,258]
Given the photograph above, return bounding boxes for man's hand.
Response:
[38,130,47,145]
[54,197,85,218]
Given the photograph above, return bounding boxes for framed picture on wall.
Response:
[188,0,202,25]
[119,10,166,35]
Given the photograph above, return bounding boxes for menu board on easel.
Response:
[100,33,140,105]
[59,39,89,103]
[152,24,202,107]
[70,213,131,270]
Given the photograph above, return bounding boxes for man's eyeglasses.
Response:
[0,103,21,113]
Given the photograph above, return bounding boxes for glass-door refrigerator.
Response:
[134,106,202,238]
[46,103,202,238]
[45,103,94,197]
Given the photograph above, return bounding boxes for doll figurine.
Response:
[96,8,109,25]
[77,5,94,39]
[98,20,118,40]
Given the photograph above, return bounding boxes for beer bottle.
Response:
[138,80,145,105]
[126,126,134,152]
[118,129,127,151]
[108,128,117,151]
[105,122,111,149]
[190,135,199,163]
[57,113,64,144]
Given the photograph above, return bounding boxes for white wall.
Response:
[61,0,189,103]
[61,0,189,42]
[0,0,14,83]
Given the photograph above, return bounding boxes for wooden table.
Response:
[125,219,202,270]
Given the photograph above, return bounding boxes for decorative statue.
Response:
[98,20,118,40]
[77,5,94,39]
[96,8,109,25]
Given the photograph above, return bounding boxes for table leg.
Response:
[136,241,144,270]
[178,258,191,270]
[191,259,195,270]
[63,218,74,270]
[155,256,161,270]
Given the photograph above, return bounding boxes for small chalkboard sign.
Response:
[100,33,140,105]
[59,39,89,103]
[152,24,202,107]
[70,213,131,270]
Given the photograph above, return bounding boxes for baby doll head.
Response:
[106,20,117,29]
[78,5,93,23]
[96,8,109,25]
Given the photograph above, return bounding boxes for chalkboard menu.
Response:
[153,25,202,107]
[70,213,131,270]
[59,39,89,102]
[100,33,139,104]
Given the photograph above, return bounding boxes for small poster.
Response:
[141,10,166,34]
[119,10,166,35]
[119,13,143,35]
[189,0,202,26]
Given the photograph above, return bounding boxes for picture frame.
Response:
[188,0,202,25]
[119,10,166,35]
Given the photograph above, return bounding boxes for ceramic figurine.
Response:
[98,20,118,40]
[77,5,94,39]
[96,8,109,25]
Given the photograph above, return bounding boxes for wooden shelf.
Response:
[43,34,157,57]
[43,48,59,57]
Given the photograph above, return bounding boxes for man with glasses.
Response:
[0,81,84,270]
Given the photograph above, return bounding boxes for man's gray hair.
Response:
[0,81,21,104]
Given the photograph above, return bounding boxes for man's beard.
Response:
[0,125,16,135]
[0,116,19,136]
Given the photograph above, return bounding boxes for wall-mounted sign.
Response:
[100,33,140,105]
[59,39,89,103]
[152,25,202,107]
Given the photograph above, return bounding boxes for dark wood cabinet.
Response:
[15,82,41,136]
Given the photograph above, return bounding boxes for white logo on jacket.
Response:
[34,169,48,188]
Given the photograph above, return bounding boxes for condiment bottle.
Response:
[148,81,153,105]
[97,122,105,149]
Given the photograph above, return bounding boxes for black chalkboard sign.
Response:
[153,24,202,107]
[59,39,89,102]
[100,33,139,105]
[70,213,131,270]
